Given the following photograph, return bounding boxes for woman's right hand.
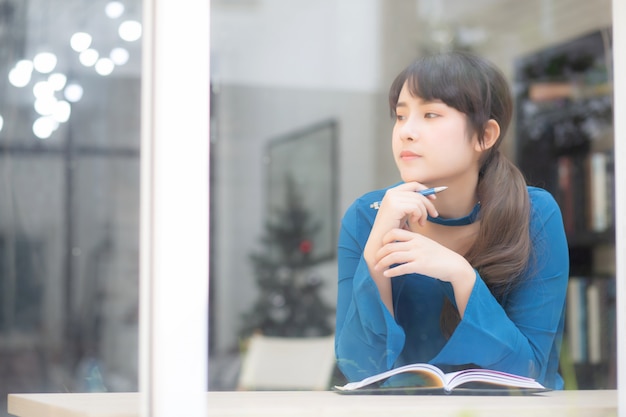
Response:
[374,182,440,230]
[362,182,440,315]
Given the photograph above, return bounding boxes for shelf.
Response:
[515,29,615,391]
[566,228,615,248]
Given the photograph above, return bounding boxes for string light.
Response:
[52,101,72,123]
[119,20,142,42]
[70,32,93,52]
[6,1,142,139]
[79,48,100,67]
[105,1,125,19]
[95,58,115,76]
[33,80,55,98]
[64,83,84,103]
[34,96,57,116]
[33,52,58,74]
[110,47,129,65]
[32,116,58,139]
[48,73,68,91]
[8,60,34,87]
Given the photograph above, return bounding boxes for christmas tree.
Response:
[240,174,334,338]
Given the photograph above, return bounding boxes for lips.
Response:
[400,150,420,160]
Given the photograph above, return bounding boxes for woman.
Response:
[335,51,569,389]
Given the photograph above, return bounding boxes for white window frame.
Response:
[137,1,624,416]
[139,1,210,416]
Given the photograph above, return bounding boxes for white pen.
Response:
[369,186,448,210]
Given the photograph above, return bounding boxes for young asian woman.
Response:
[334,51,569,390]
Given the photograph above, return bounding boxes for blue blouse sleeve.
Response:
[335,187,569,389]
[432,188,569,388]
[335,191,407,381]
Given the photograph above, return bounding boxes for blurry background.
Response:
[0,0,142,414]
[209,0,615,390]
[0,1,616,414]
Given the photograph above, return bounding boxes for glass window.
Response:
[0,0,142,412]
[209,0,615,391]
[1,0,620,410]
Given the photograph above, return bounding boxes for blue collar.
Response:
[427,202,481,226]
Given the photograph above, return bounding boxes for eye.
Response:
[396,114,407,121]
[424,112,439,119]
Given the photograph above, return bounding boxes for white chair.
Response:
[237,333,336,391]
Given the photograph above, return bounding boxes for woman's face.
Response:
[392,82,482,187]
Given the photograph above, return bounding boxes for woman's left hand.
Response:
[374,228,477,317]
[373,228,471,284]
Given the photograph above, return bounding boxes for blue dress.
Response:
[335,186,569,389]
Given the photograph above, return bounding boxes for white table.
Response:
[7,390,618,417]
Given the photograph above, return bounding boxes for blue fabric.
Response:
[427,201,481,226]
[335,186,569,389]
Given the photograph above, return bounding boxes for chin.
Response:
[400,173,430,184]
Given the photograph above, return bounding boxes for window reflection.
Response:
[0,0,616,404]
[0,0,141,412]
[209,0,614,391]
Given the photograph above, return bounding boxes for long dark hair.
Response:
[389,51,532,337]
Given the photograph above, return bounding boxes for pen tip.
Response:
[435,186,448,192]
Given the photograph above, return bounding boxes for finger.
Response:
[413,196,439,222]
[383,262,416,278]
[380,228,413,245]
[409,204,429,226]
[424,199,439,218]
[374,239,405,265]
[375,250,411,272]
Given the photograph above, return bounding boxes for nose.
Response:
[399,118,418,142]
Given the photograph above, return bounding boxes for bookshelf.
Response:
[514,28,616,389]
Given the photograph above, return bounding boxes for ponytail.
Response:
[470,151,531,290]
[441,150,532,337]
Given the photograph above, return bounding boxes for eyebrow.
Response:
[396,98,444,108]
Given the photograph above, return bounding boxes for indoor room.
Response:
[0,0,622,416]
[209,0,616,392]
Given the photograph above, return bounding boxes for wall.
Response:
[211,0,382,91]
[211,83,382,353]
[210,0,385,354]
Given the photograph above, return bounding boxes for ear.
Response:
[474,119,500,151]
